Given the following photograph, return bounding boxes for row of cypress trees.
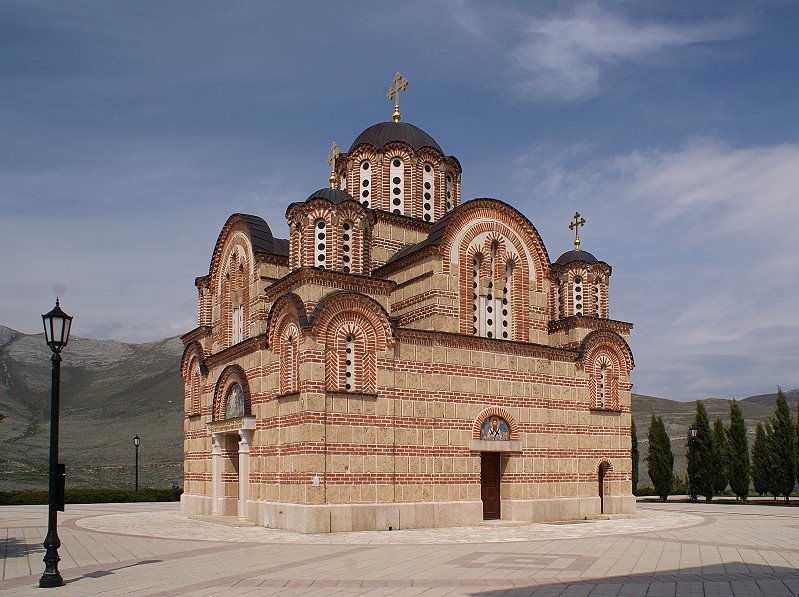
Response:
[641,389,794,501]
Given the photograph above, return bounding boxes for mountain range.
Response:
[0,325,794,491]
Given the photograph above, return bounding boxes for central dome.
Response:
[349,121,442,153]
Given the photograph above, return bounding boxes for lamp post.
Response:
[40,299,72,588]
[133,435,140,492]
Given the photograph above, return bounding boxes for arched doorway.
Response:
[598,461,611,514]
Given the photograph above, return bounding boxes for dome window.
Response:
[360,161,371,208]
[342,221,353,274]
[446,174,453,211]
[390,157,404,215]
[315,219,327,269]
[422,163,435,222]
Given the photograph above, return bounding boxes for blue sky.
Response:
[2,1,798,400]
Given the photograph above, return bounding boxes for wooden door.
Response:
[481,452,501,519]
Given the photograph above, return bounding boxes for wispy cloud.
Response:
[452,2,747,101]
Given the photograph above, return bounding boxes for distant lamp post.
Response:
[690,426,698,438]
[40,299,72,588]
[133,435,141,492]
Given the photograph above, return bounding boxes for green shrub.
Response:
[0,487,182,505]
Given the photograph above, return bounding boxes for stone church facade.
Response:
[181,89,635,533]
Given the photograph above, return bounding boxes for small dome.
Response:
[349,121,442,153]
[555,249,599,266]
[305,188,356,205]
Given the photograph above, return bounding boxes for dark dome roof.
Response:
[349,121,442,153]
[555,249,599,266]
[305,188,356,204]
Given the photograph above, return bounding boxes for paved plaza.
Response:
[2,499,799,596]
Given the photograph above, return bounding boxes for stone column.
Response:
[237,429,253,520]
[210,433,222,515]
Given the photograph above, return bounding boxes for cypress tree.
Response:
[727,400,750,500]
[751,422,772,496]
[690,400,715,501]
[712,417,728,494]
[631,417,639,494]
[771,388,795,500]
[646,414,673,501]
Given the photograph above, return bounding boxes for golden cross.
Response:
[569,211,586,251]
[386,72,408,122]
[328,141,340,189]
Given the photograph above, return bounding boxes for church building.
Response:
[181,76,635,533]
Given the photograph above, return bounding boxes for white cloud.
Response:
[451,2,747,101]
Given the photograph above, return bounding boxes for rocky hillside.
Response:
[0,325,183,491]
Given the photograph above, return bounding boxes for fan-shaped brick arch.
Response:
[473,407,519,441]
[579,330,634,374]
[441,199,551,282]
[212,365,252,421]
[311,292,393,351]
[266,293,309,349]
[596,459,614,474]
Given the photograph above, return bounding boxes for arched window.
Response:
[593,354,614,409]
[422,163,435,221]
[446,174,453,211]
[359,160,371,208]
[314,219,327,268]
[342,221,353,274]
[390,158,404,215]
[501,262,514,339]
[334,324,368,392]
[594,277,602,317]
[232,304,244,344]
[472,254,481,335]
[187,357,201,415]
[573,275,583,316]
[281,331,299,394]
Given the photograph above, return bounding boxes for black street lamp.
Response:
[690,426,698,438]
[133,435,140,491]
[40,298,72,588]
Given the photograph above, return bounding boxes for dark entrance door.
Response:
[598,462,609,514]
[481,452,501,519]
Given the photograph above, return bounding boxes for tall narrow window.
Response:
[342,221,353,273]
[345,334,355,391]
[573,275,583,315]
[446,174,453,211]
[594,278,601,317]
[232,305,244,344]
[314,219,327,268]
[485,244,497,338]
[472,255,480,334]
[594,355,613,409]
[390,158,404,215]
[422,163,435,221]
[188,358,201,414]
[501,262,513,339]
[282,333,298,394]
[360,161,371,208]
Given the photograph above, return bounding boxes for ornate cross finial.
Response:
[327,141,340,189]
[569,211,586,250]
[386,72,408,122]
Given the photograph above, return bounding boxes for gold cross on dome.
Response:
[386,72,408,122]
[327,141,340,189]
[569,211,586,251]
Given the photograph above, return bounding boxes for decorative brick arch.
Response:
[311,292,394,350]
[312,292,393,394]
[212,365,252,421]
[181,341,206,416]
[579,331,633,411]
[579,330,634,373]
[266,293,309,348]
[473,407,519,441]
[596,459,614,475]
